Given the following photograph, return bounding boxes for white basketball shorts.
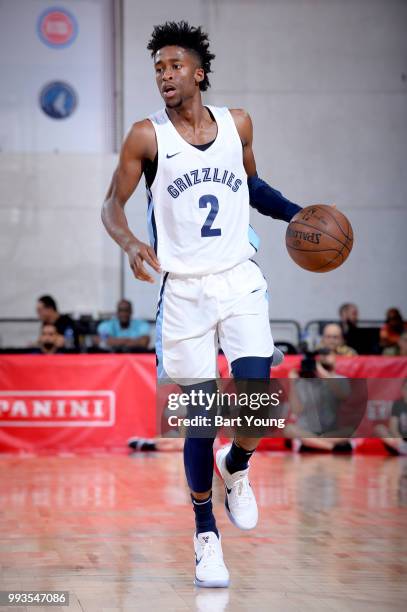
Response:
[156,259,274,380]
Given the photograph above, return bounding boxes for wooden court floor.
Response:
[0,451,406,612]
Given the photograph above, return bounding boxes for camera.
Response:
[299,350,318,378]
[299,348,331,378]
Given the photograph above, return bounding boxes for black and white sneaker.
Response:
[127,437,157,452]
[216,445,258,530]
[194,532,230,588]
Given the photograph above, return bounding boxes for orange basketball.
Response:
[285,205,353,272]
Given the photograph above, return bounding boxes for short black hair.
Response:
[38,295,57,311]
[118,299,132,311]
[339,302,352,315]
[339,303,356,316]
[147,21,215,91]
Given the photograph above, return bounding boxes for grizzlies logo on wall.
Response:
[39,81,78,119]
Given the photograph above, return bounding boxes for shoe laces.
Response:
[230,476,252,507]
[200,539,222,568]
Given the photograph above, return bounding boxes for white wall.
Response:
[0,0,406,324]
[0,0,115,152]
[121,0,407,324]
[0,153,118,317]
[0,0,120,319]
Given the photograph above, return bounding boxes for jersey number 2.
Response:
[199,195,221,237]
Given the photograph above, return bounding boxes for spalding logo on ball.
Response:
[285,205,353,272]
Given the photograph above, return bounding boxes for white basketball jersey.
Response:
[146,105,259,275]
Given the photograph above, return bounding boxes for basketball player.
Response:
[102,21,306,588]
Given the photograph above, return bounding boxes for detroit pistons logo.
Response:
[37,7,78,48]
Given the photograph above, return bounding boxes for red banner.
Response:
[0,355,406,453]
[0,355,157,453]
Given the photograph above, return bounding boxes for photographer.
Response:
[285,349,353,452]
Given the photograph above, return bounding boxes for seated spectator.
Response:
[97,299,150,350]
[285,350,354,452]
[338,303,380,354]
[380,308,407,351]
[36,295,79,350]
[375,379,407,455]
[383,331,407,357]
[339,302,359,347]
[31,323,66,354]
[320,323,357,356]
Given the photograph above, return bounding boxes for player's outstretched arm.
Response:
[102,120,161,283]
[230,108,302,223]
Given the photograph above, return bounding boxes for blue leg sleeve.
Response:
[231,356,272,380]
[182,380,217,492]
[184,437,215,493]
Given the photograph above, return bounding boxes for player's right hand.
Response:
[126,241,161,283]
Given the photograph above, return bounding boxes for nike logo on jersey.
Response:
[166,152,181,159]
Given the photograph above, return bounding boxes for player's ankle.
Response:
[192,494,219,537]
[226,441,255,474]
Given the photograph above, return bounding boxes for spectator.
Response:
[285,350,354,452]
[31,323,66,354]
[97,299,150,350]
[320,323,357,356]
[36,295,79,350]
[380,308,406,351]
[375,379,407,455]
[383,331,407,357]
[339,302,359,347]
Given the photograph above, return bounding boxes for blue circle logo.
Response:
[39,81,78,119]
[37,7,78,48]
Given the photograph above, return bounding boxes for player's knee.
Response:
[231,356,272,380]
[180,380,218,438]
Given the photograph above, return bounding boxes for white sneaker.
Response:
[194,532,230,588]
[215,445,258,530]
